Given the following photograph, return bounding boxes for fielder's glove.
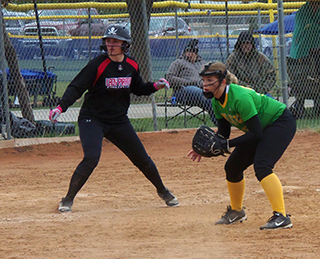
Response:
[192,125,230,157]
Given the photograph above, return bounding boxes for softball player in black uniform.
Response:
[188,61,296,230]
[49,24,178,212]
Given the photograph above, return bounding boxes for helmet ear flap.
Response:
[100,38,107,52]
[121,42,131,53]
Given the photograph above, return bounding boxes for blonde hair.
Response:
[226,70,238,85]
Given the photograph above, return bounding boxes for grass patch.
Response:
[296,118,320,131]
[294,107,320,131]
[15,57,320,132]
[130,114,214,132]
[28,116,212,139]
[28,114,320,139]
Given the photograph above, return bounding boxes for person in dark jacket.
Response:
[226,31,276,96]
[49,24,179,212]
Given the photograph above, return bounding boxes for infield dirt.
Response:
[0,129,319,258]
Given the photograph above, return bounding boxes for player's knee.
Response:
[138,157,156,172]
[225,162,243,182]
[254,164,273,182]
[74,155,100,178]
[82,156,100,171]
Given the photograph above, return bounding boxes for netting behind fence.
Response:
[0,1,319,142]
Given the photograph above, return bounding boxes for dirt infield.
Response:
[0,129,319,259]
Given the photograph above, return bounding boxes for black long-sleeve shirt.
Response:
[59,54,157,124]
[217,115,263,148]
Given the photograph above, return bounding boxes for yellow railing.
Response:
[3,0,303,25]
[5,1,305,13]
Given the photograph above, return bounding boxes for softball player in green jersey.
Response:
[188,61,296,230]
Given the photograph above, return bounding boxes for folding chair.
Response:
[157,88,206,128]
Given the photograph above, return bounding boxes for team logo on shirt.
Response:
[105,77,132,89]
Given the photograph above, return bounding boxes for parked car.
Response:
[20,8,105,59]
[3,10,32,35]
[124,16,191,57]
[24,8,105,37]
[125,16,191,37]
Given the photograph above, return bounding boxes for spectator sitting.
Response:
[226,31,277,96]
[165,39,217,125]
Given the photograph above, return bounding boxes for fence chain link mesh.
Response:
[0,1,319,143]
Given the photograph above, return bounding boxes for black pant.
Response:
[74,118,165,191]
[225,109,296,182]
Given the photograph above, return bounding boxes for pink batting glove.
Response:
[49,105,62,123]
[154,78,170,90]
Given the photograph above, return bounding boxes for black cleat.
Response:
[260,211,293,230]
[157,188,179,207]
[58,197,73,212]
[215,206,247,225]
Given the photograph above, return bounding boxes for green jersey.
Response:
[212,84,286,132]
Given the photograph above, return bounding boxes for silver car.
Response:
[3,10,31,35]
[125,16,191,37]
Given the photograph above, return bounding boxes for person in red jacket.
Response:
[49,24,179,212]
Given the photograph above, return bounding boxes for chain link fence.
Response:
[1,1,319,142]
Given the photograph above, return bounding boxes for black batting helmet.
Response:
[101,24,131,53]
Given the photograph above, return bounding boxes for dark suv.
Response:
[20,8,105,59]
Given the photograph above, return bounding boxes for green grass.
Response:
[15,57,320,132]
[294,107,320,131]
[29,114,320,139]
[34,124,78,138]
[17,57,172,107]
[130,114,215,132]
[296,119,320,131]
[30,114,320,137]
[130,114,320,132]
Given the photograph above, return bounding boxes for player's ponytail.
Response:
[226,71,238,85]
